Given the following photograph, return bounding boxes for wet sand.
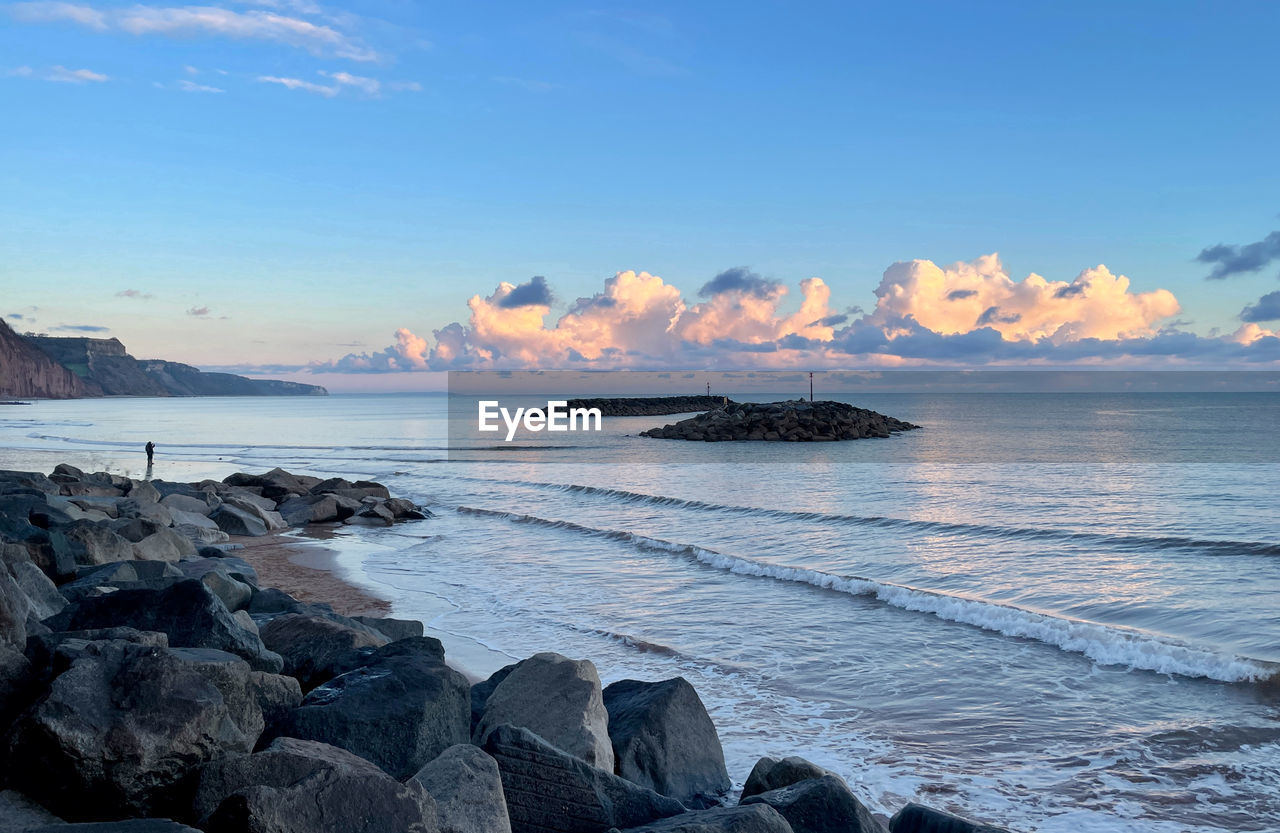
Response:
[228,529,391,618]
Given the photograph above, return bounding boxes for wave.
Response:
[455,476,1280,558]
[456,505,1279,684]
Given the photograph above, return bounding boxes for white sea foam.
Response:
[457,506,1277,684]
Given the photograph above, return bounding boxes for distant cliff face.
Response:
[0,319,96,399]
[2,320,327,398]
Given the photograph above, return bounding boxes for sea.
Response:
[1,390,1277,833]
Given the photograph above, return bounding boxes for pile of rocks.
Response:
[565,396,734,417]
[641,400,920,442]
[0,464,1007,833]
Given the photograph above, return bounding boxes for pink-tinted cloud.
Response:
[314,255,1279,372]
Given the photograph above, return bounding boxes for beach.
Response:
[2,392,1279,832]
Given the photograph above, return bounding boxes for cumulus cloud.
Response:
[8,1,377,61]
[312,255,1280,373]
[1241,290,1280,323]
[868,254,1179,342]
[1198,229,1280,280]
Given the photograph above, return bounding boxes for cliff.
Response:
[2,319,326,398]
[0,318,95,399]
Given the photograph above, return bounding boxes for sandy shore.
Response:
[227,529,391,618]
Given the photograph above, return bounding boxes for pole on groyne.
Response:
[809,372,814,402]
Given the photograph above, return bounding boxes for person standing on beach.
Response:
[145,441,155,464]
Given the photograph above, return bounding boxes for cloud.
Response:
[387,80,422,92]
[257,75,337,96]
[186,306,211,317]
[312,254,1266,372]
[320,69,378,95]
[176,78,223,93]
[698,266,781,298]
[496,276,554,309]
[1240,290,1280,323]
[116,289,155,299]
[52,324,109,333]
[8,64,108,83]
[8,1,377,61]
[1197,229,1280,280]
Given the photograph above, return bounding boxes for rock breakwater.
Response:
[565,396,734,417]
[641,400,919,442]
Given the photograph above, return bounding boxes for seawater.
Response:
[2,392,1278,833]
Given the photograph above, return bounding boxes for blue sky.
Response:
[2,1,1279,389]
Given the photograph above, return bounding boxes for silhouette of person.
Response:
[145,441,155,464]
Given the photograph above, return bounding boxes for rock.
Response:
[259,613,389,691]
[67,497,122,519]
[481,724,685,833]
[9,643,264,820]
[52,521,134,566]
[46,579,284,673]
[129,527,195,562]
[222,468,310,502]
[0,644,34,726]
[384,497,429,520]
[641,400,919,443]
[118,498,172,527]
[617,804,796,832]
[604,677,731,806]
[888,804,1009,833]
[286,637,470,778]
[175,555,259,586]
[409,744,511,833]
[740,776,885,833]
[194,737,438,833]
[342,502,394,526]
[276,494,344,526]
[104,518,166,544]
[352,614,424,642]
[0,789,63,829]
[209,504,268,537]
[475,652,614,771]
[168,508,218,531]
[470,662,517,732]
[7,558,65,620]
[24,628,169,682]
[741,757,832,800]
[124,480,161,504]
[247,586,306,617]
[222,496,287,532]
[249,670,303,742]
[159,493,215,516]
[0,570,31,648]
[174,525,230,546]
[201,571,253,612]
[57,561,185,603]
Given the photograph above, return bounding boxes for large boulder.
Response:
[55,521,135,566]
[481,724,685,833]
[740,776,886,833]
[128,527,195,562]
[409,744,511,833]
[160,493,216,516]
[286,638,470,778]
[0,644,34,727]
[0,788,63,829]
[199,571,254,613]
[7,558,66,620]
[259,613,389,691]
[45,579,284,673]
[617,804,796,832]
[222,468,309,502]
[475,652,614,770]
[221,497,287,533]
[275,494,346,526]
[9,643,265,820]
[0,569,31,648]
[209,505,268,537]
[470,662,517,732]
[741,757,832,800]
[194,737,438,833]
[604,677,730,806]
[888,804,1009,833]
[57,561,185,603]
[352,614,424,642]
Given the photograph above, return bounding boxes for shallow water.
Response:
[2,392,1278,832]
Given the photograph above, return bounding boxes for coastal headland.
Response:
[1,463,1005,832]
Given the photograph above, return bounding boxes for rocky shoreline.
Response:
[564,396,734,417]
[1,464,1005,833]
[642,400,920,442]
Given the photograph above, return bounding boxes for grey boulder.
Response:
[195,737,438,833]
[740,776,886,833]
[409,744,511,833]
[475,652,614,771]
[259,613,389,691]
[741,757,833,800]
[888,804,1009,833]
[481,724,685,833]
[604,677,730,806]
[209,505,268,537]
[617,804,795,832]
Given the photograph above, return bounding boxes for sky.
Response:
[2,1,1279,391]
